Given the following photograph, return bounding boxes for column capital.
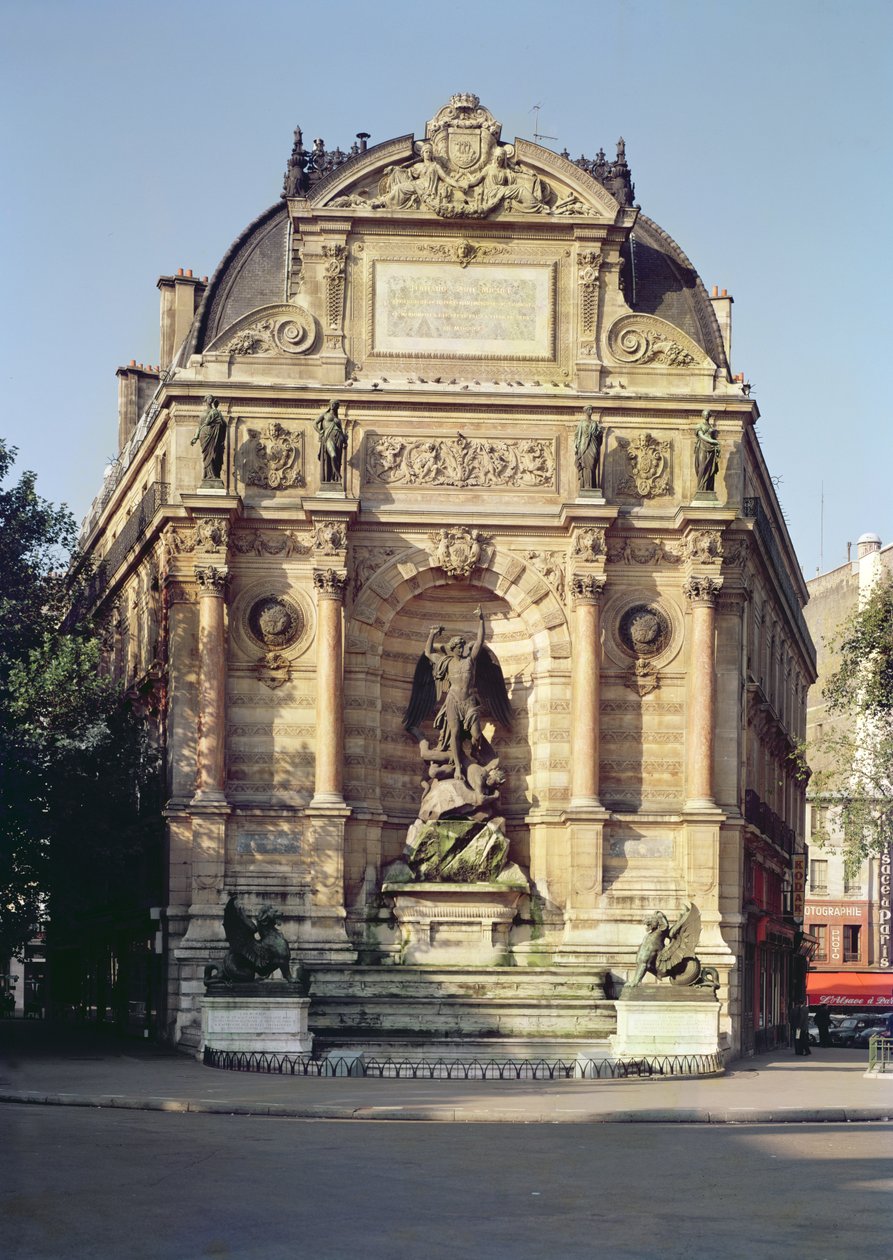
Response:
[194,564,229,594]
[313,567,348,601]
[571,573,606,604]
[683,575,722,606]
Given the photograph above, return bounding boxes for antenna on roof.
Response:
[530,103,558,146]
[819,480,824,574]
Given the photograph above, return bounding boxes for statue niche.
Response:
[388,605,525,888]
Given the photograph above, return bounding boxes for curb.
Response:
[2,1090,892,1124]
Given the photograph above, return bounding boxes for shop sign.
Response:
[880,846,891,970]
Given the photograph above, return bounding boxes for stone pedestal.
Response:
[382,883,526,965]
[609,987,721,1059]
[201,984,312,1055]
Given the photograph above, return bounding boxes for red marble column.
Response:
[311,568,348,805]
[570,573,606,808]
[684,575,722,809]
[193,565,228,803]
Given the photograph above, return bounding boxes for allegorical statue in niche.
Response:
[694,410,721,494]
[315,399,346,484]
[403,605,512,786]
[625,903,719,991]
[574,405,604,491]
[203,894,296,986]
[191,395,227,485]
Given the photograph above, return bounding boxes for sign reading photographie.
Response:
[372,261,554,358]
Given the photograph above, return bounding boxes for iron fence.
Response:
[203,1047,724,1079]
[868,1034,893,1073]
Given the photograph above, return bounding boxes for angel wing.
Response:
[402,652,437,730]
[475,646,512,729]
[657,902,701,973]
[222,895,265,969]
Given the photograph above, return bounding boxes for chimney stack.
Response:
[710,286,734,372]
[157,269,207,368]
[116,362,160,452]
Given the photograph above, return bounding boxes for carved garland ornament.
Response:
[571,527,606,561]
[242,423,304,490]
[685,529,724,565]
[194,518,230,553]
[313,522,347,555]
[578,249,601,345]
[366,434,554,489]
[607,537,684,565]
[617,433,673,498]
[322,244,347,332]
[232,529,310,557]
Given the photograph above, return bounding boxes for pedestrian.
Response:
[797,1002,812,1056]
[813,1004,833,1047]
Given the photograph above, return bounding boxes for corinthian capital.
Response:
[571,573,606,604]
[194,565,229,594]
[313,567,348,600]
[683,575,722,605]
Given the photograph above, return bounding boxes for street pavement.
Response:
[1,1019,890,1123]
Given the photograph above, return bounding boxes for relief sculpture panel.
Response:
[365,433,555,490]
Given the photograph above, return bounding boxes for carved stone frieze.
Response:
[617,433,673,498]
[683,575,723,604]
[571,526,606,561]
[571,573,606,604]
[232,529,311,558]
[326,94,596,220]
[365,434,554,489]
[195,518,230,553]
[607,536,683,565]
[428,526,488,579]
[242,423,304,490]
[313,522,347,555]
[163,525,197,555]
[607,315,709,368]
[618,604,671,659]
[313,568,348,599]
[685,529,724,566]
[194,565,229,594]
[522,550,566,600]
[349,545,401,598]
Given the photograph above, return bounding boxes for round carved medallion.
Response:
[246,595,303,650]
[618,603,671,659]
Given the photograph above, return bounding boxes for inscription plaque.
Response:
[372,261,554,358]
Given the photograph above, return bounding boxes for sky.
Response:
[2,0,891,579]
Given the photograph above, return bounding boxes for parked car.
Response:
[808,1013,846,1044]
[830,1015,889,1047]
[852,1020,893,1049]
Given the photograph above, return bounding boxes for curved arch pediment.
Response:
[307,94,623,224]
[204,303,319,358]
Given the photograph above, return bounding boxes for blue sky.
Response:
[2,0,891,577]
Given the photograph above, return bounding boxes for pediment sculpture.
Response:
[326,94,597,220]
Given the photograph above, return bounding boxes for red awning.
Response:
[807,972,893,1007]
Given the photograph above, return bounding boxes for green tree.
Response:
[806,574,893,867]
[0,441,162,960]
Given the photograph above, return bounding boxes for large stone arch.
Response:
[342,545,572,890]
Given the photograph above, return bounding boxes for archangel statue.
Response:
[391,606,524,884]
[403,605,512,790]
[625,903,719,991]
[204,895,297,986]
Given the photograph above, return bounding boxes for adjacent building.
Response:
[805,533,893,1009]
[70,95,815,1057]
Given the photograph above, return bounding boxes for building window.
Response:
[843,871,863,897]
[810,806,827,838]
[811,924,827,961]
[809,859,828,895]
[843,925,861,962]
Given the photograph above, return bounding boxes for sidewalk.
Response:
[1,1019,890,1124]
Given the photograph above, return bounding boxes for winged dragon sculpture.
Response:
[204,895,296,986]
[626,903,719,991]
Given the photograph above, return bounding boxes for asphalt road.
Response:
[4,1105,891,1259]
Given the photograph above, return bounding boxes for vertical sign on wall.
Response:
[879,846,891,969]
[792,854,806,920]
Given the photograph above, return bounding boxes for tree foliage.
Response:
[806,575,893,867]
[0,441,162,959]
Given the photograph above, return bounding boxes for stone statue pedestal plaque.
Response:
[201,983,312,1056]
[382,882,526,965]
[609,986,720,1059]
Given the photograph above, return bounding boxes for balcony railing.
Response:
[744,788,796,855]
[78,481,169,611]
[742,497,809,642]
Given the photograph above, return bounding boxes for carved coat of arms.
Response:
[428,526,488,579]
